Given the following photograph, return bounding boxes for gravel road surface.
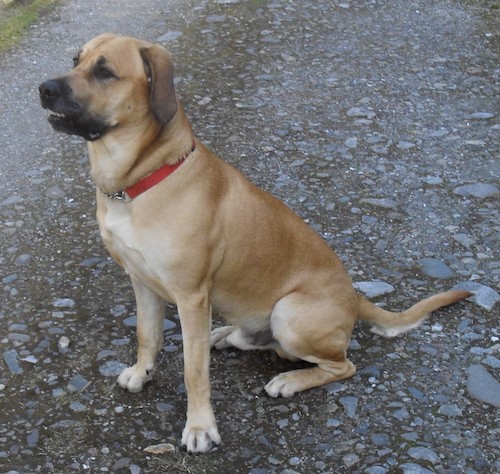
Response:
[0,0,498,473]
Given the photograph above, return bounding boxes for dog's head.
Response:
[39,33,178,141]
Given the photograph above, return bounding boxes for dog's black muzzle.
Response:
[39,78,107,141]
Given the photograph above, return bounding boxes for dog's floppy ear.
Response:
[140,45,178,124]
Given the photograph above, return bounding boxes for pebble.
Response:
[53,298,76,308]
[343,453,360,467]
[359,198,398,209]
[3,349,23,374]
[408,447,439,464]
[400,463,436,474]
[452,233,476,247]
[453,183,499,199]
[422,176,443,185]
[482,355,500,369]
[157,31,183,42]
[467,364,500,407]
[68,374,89,392]
[467,112,495,119]
[340,396,358,418]
[346,107,376,119]
[143,443,175,455]
[98,361,128,377]
[58,336,70,354]
[354,281,395,298]
[451,281,499,311]
[418,258,455,279]
[15,254,32,265]
[45,185,65,199]
[438,404,462,417]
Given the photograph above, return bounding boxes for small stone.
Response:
[467,364,500,407]
[157,31,183,42]
[156,402,174,413]
[408,447,440,464]
[198,96,212,106]
[400,463,436,474]
[482,356,500,369]
[365,467,389,474]
[393,408,410,420]
[397,141,416,150]
[451,281,499,311]
[99,360,128,377]
[69,401,87,412]
[45,186,65,200]
[346,107,376,119]
[354,281,395,298]
[453,183,499,199]
[68,374,89,392]
[3,349,23,374]
[438,404,462,417]
[58,336,70,354]
[112,458,131,470]
[206,14,226,23]
[422,176,443,185]
[359,198,398,209]
[110,304,127,317]
[345,137,358,148]
[129,465,141,474]
[53,298,76,308]
[340,396,358,417]
[467,112,495,119]
[234,99,264,110]
[371,433,390,446]
[15,254,32,265]
[452,233,476,247]
[343,453,360,467]
[418,258,455,279]
[26,429,39,448]
[144,443,175,455]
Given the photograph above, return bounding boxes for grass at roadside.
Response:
[0,0,58,52]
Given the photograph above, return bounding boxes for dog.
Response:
[39,34,471,453]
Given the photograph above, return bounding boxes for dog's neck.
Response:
[87,107,194,194]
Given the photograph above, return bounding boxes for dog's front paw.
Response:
[182,420,221,453]
[117,365,152,393]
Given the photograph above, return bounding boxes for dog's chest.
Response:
[98,203,174,294]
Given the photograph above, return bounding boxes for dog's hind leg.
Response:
[211,325,277,351]
[117,277,166,392]
[265,292,357,397]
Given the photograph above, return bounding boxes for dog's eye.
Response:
[93,65,117,81]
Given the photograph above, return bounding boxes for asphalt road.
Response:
[0,0,499,473]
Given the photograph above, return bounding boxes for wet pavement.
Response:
[1,0,499,473]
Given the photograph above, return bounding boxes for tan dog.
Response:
[39,34,471,453]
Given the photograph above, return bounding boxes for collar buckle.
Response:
[100,190,131,202]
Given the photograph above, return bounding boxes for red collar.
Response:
[102,141,196,201]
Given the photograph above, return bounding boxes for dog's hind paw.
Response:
[210,325,237,349]
[117,364,152,393]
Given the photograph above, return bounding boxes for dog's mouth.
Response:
[40,80,108,142]
[44,107,107,142]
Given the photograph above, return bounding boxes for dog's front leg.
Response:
[178,293,221,453]
[118,277,166,392]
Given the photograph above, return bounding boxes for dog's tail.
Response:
[357,290,472,338]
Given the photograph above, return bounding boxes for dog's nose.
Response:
[39,80,62,100]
